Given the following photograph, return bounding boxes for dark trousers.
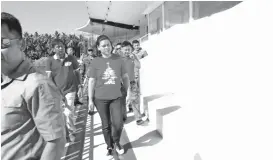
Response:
[94,97,123,149]
[120,85,127,119]
[75,87,79,102]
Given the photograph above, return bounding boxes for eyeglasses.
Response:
[1,38,21,49]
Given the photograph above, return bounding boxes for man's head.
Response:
[1,12,25,75]
[121,41,133,57]
[132,40,140,51]
[51,39,65,57]
[114,43,122,55]
[66,46,74,56]
[87,48,93,56]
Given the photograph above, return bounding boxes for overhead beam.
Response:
[90,18,139,30]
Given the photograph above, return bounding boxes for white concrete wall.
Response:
[139,1,273,160]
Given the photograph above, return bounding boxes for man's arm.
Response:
[70,56,82,86]
[121,59,131,97]
[122,73,131,98]
[30,79,66,160]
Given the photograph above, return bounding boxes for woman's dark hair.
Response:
[122,41,133,49]
[95,35,112,47]
[94,35,113,57]
[1,12,22,38]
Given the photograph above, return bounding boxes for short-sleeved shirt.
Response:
[1,60,65,160]
[46,54,79,95]
[123,57,135,82]
[80,54,93,75]
[87,54,127,100]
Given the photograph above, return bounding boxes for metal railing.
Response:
[139,34,149,43]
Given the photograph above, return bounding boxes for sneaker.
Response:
[66,133,76,143]
[141,116,150,122]
[136,120,145,125]
[123,117,127,122]
[106,148,113,156]
[74,100,83,105]
[142,114,149,122]
[128,108,133,113]
[115,143,125,155]
[88,110,95,116]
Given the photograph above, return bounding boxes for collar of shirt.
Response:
[53,53,68,60]
[1,74,12,86]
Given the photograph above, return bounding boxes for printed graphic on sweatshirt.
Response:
[102,62,117,85]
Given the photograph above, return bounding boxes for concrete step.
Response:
[138,93,195,159]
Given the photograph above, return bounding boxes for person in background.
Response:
[116,42,130,122]
[122,41,147,125]
[67,46,83,105]
[1,12,66,160]
[80,48,94,82]
[79,48,95,115]
[67,46,74,56]
[87,35,131,156]
[113,43,122,56]
[132,40,148,60]
[45,39,80,142]
[132,39,149,121]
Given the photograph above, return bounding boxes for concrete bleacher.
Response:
[138,1,273,160]
[78,2,273,159]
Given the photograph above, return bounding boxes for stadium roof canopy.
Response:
[75,1,163,40]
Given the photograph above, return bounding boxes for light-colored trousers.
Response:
[63,92,77,133]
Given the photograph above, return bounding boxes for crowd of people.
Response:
[1,12,149,160]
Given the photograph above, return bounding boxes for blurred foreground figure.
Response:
[1,12,66,160]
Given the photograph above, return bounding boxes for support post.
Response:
[147,14,150,38]
[162,2,165,31]
[189,1,193,22]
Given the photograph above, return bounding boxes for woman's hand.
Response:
[88,100,95,112]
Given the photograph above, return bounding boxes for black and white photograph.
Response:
[1,1,273,160]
